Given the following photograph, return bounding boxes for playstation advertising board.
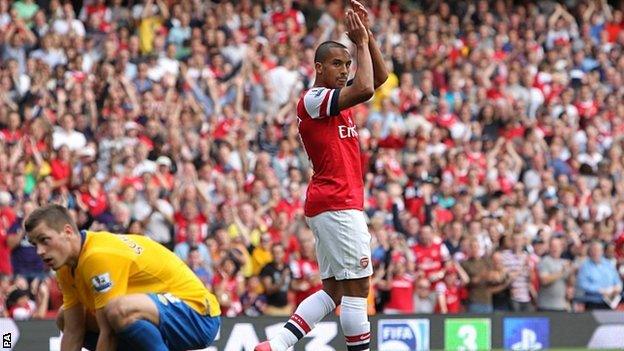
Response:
[3,311,624,350]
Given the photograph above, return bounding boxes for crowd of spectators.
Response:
[2,0,624,319]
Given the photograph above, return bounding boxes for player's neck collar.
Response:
[71,230,87,275]
[79,230,87,252]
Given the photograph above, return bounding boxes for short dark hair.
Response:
[24,204,77,234]
[314,41,348,64]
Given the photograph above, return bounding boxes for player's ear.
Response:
[314,62,323,75]
[63,224,74,237]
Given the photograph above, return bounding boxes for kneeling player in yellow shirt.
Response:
[25,204,221,351]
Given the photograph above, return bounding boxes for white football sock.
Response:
[340,296,370,351]
[269,289,336,351]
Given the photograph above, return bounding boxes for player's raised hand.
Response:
[350,0,370,29]
[345,10,369,46]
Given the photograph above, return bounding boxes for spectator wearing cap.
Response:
[576,241,622,310]
[154,155,175,192]
[531,236,549,258]
[537,236,574,311]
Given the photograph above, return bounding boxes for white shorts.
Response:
[306,209,373,281]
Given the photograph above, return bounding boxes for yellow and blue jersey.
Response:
[56,231,220,317]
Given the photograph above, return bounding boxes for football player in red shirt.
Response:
[256,2,387,351]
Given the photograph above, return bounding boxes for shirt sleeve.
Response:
[80,253,132,310]
[303,87,341,118]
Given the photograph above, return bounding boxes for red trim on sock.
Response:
[290,314,311,334]
[345,332,371,343]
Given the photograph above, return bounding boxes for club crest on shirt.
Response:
[91,273,113,293]
[360,257,369,268]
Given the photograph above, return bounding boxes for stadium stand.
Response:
[1,0,624,320]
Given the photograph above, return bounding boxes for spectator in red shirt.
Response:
[49,145,72,190]
[289,238,322,307]
[213,256,245,317]
[435,262,470,314]
[376,256,415,314]
[604,9,623,42]
[174,200,208,243]
[267,211,300,257]
[75,177,108,219]
[0,227,12,275]
[0,111,23,144]
[412,225,451,283]
[274,182,304,221]
[0,191,16,228]
[271,0,305,34]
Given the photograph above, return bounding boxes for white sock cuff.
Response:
[318,289,337,311]
[341,296,367,310]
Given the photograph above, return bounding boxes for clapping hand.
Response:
[350,0,370,30]
[344,10,369,46]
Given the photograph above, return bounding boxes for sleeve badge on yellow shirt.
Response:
[91,273,113,293]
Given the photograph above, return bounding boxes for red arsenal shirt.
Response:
[297,87,364,217]
[412,241,450,280]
